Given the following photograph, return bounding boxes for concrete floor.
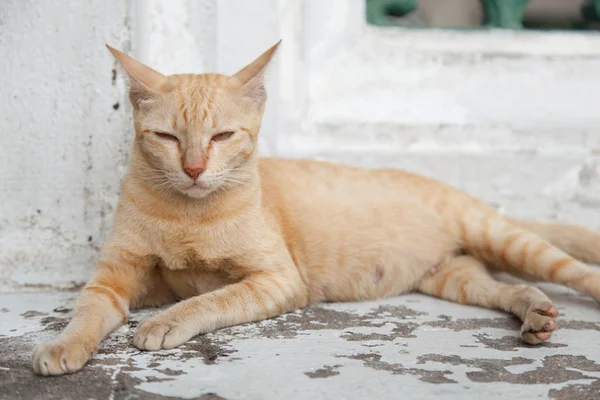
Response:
[2,281,600,400]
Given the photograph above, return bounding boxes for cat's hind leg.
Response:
[418,255,558,344]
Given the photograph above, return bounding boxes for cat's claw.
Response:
[32,339,93,376]
[133,317,195,350]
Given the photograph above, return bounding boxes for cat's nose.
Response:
[184,166,205,180]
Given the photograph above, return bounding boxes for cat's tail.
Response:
[455,207,600,300]
[508,218,600,265]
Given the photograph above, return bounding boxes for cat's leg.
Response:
[418,255,558,344]
[133,254,308,350]
[508,218,600,265]
[447,207,600,301]
[32,252,155,376]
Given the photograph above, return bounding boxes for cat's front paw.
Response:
[32,339,94,376]
[133,316,196,350]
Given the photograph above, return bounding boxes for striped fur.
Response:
[32,42,600,376]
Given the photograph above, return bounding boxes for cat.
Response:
[32,40,600,376]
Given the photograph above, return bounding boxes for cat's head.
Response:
[107,41,280,199]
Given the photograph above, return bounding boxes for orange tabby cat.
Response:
[32,41,600,376]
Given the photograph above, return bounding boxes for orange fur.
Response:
[32,41,600,376]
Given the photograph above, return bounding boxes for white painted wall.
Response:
[298,27,600,228]
[1,1,599,291]
[0,0,132,290]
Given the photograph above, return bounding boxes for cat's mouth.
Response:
[180,179,221,198]
[175,171,233,198]
[191,180,208,189]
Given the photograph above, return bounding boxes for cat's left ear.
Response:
[232,40,281,107]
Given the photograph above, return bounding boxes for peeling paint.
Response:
[2,289,600,399]
[473,333,568,352]
[304,364,343,379]
[419,353,600,385]
[341,353,457,384]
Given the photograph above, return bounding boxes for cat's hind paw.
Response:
[521,303,558,344]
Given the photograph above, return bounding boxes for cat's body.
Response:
[130,157,460,306]
[32,42,600,376]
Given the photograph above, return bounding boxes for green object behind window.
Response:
[366,0,599,30]
[366,0,533,29]
[366,0,418,26]
[582,0,600,22]
[481,0,530,29]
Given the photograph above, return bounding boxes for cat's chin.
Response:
[179,184,219,199]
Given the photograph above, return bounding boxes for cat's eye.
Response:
[154,132,179,143]
[211,131,235,142]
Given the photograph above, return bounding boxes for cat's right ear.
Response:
[105,44,166,108]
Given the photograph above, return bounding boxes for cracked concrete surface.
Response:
[2,279,600,399]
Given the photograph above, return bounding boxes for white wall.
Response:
[0,0,132,290]
[1,0,599,291]
[298,27,600,228]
